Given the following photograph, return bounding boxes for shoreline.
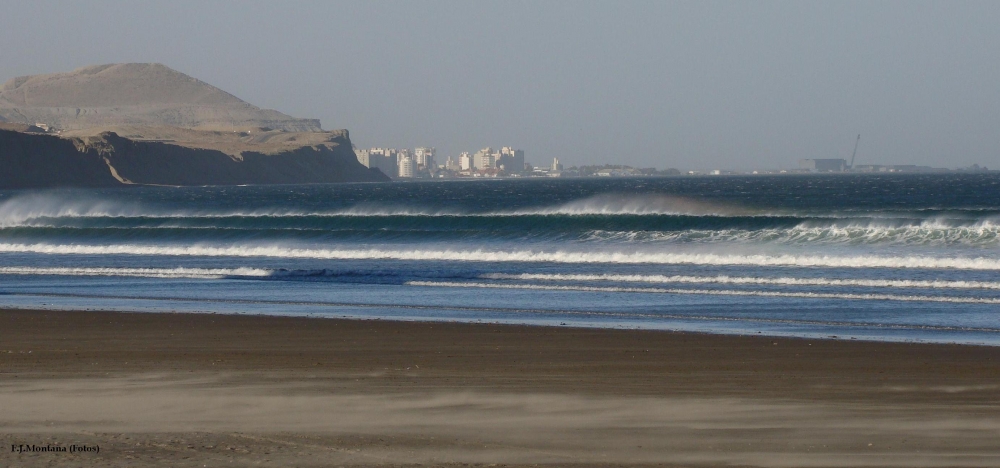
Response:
[6,298,999,348]
[4,307,1000,466]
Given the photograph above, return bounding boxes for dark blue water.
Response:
[1,174,999,344]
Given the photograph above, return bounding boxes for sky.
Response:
[2,1,999,170]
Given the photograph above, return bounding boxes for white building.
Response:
[474,147,495,170]
[398,156,414,178]
[354,149,370,166]
[459,152,473,171]
[361,148,399,178]
[396,149,411,165]
[551,158,563,171]
[414,147,435,168]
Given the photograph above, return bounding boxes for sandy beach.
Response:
[2,308,1000,467]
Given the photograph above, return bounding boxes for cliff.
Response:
[0,129,121,189]
[0,63,390,188]
[0,129,389,189]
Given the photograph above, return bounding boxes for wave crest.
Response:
[1,243,1000,270]
[481,273,1000,290]
[406,281,1000,305]
[505,194,754,216]
[585,221,1000,247]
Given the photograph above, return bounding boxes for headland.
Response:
[0,64,389,188]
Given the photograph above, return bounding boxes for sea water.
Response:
[1,174,998,344]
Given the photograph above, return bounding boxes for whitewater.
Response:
[1,175,998,344]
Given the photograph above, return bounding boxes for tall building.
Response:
[396,149,411,166]
[354,149,370,167]
[363,148,398,178]
[398,156,414,178]
[414,147,435,168]
[474,147,495,170]
[445,155,461,171]
[497,147,525,174]
[459,152,473,171]
[552,157,563,171]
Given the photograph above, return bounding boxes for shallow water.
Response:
[2,174,999,344]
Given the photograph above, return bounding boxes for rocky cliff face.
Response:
[0,129,389,189]
[0,130,122,189]
[0,63,386,188]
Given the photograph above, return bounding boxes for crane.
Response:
[849,134,861,169]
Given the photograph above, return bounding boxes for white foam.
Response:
[1,192,997,228]
[481,273,1000,290]
[0,192,748,224]
[0,266,271,279]
[0,194,144,227]
[584,221,1000,247]
[0,193,461,226]
[504,194,753,216]
[407,281,1000,304]
[1,243,1000,270]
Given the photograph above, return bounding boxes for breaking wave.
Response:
[2,192,994,220]
[406,281,1000,304]
[3,193,999,247]
[480,273,1000,290]
[584,222,1000,247]
[2,243,1000,270]
[0,266,271,279]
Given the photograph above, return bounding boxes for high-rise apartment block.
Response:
[497,147,525,173]
[395,149,411,165]
[414,147,435,168]
[398,156,414,178]
[359,145,530,178]
[356,147,399,178]
[445,155,461,171]
[473,148,494,170]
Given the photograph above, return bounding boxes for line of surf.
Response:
[2,243,1000,270]
[480,273,1000,290]
[407,281,1000,304]
[4,223,998,249]
[12,290,1000,333]
[4,193,999,227]
[0,266,271,279]
[584,225,1000,246]
[6,210,999,220]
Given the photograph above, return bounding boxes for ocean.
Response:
[1,174,998,344]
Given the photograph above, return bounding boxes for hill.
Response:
[0,64,391,188]
[0,63,321,132]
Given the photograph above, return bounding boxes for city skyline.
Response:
[354,143,990,179]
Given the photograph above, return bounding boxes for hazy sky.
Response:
[2,1,999,170]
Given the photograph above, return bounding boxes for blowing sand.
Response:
[2,308,1000,467]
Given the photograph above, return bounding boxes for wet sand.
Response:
[2,308,1000,467]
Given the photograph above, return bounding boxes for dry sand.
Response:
[2,308,1000,467]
